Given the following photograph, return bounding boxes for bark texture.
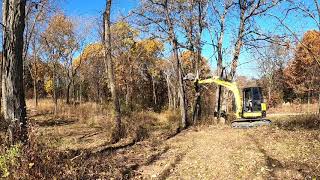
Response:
[104,0,122,143]
[2,0,28,144]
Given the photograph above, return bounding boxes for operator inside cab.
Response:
[243,87,263,113]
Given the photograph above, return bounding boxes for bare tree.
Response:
[2,0,28,144]
[208,0,234,120]
[208,0,282,119]
[134,0,188,129]
[24,0,57,108]
[268,0,320,67]
[178,0,207,123]
[104,0,122,143]
[257,40,291,105]
[229,0,281,80]
[164,0,188,128]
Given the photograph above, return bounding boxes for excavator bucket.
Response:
[231,119,271,128]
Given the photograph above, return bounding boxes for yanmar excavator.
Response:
[184,73,271,128]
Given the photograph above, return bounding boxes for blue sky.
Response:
[61,0,318,78]
[63,0,139,18]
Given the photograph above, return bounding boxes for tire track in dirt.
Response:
[135,125,320,179]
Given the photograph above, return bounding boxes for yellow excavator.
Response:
[184,73,271,128]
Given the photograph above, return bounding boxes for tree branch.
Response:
[267,13,320,67]
[0,23,5,29]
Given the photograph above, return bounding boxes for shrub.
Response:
[0,145,21,178]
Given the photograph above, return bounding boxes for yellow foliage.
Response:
[44,79,54,95]
[137,39,164,56]
[73,43,104,68]
[111,21,139,47]
[0,145,21,178]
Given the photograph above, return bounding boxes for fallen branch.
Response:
[91,138,136,154]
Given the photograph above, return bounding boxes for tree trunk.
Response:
[229,9,245,80]
[66,81,71,104]
[33,78,38,107]
[125,82,133,111]
[2,0,28,144]
[318,93,320,118]
[0,52,2,113]
[72,80,76,106]
[79,79,82,105]
[192,1,204,123]
[104,0,121,143]
[192,80,201,123]
[307,90,310,114]
[151,76,157,106]
[164,1,188,129]
[211,3,228,122]
[173,85,177,109]
[53,62,58,115]
[268,86,272,104]
[125,83,130,106]
[165,73,173,109]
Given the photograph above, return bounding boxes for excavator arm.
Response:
[197,76,242,118]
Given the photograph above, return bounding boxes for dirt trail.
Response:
[134,125,320,179]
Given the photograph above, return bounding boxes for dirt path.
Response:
[134,125,320,179]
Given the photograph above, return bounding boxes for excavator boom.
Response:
[198,77,242,119]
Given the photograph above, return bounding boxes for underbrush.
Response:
[0,141,82,179]
[28,99,111,125]
[193,115,218,127]
[273,114,320,130]
[122,110,180,141]
[0,102,182,179]
[0,145,20,178]
[27,99,181,145]
[268,103,319,114]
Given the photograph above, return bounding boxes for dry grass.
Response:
[1,99,320,179]
[25,99,180,151]
[137,118,320,179]
[268,103,319,114]
[271,114,320,130]
[0,99,182,179]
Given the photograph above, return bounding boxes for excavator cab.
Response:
[232,87,270,128]
[242,87,267,119]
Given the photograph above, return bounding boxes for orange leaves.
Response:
[137,39,164,57]
[285,30,320,94]
[296,30,320,65]
[42,13,78,59]
[180,50,211,77]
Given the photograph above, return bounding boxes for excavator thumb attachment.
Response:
[231,119,271,128]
